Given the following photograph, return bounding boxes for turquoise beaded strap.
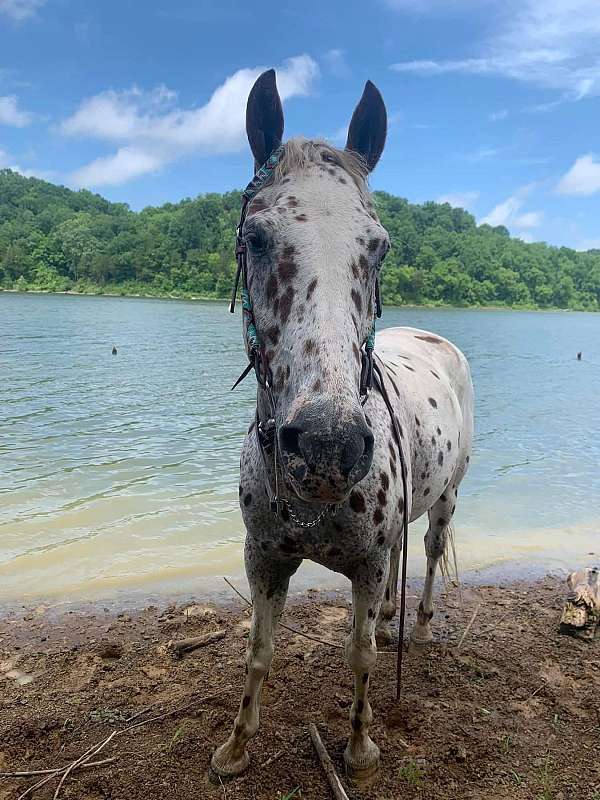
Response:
[242,288,260,350]
[243,145,284,201]
[366,320,376,352]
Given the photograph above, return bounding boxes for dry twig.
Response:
[168,629,226,656]
[456,604,481,651]
[308,723,350,800]
[1,758,116,778]
[261,749,284,768]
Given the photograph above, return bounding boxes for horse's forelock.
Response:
[271,138,371,205]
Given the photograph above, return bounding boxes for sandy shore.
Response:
[1,576,599,800]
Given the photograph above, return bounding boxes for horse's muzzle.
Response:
[279,407,374,501]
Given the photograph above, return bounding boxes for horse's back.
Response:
[376,326,473,409]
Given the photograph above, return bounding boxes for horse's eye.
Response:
[245,228,269,254]
[321,152,335,164]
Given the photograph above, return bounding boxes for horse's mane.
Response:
[273,138,371,204]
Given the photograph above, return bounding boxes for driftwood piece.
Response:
[168,629,226,657]
[560,567,600,641]
[308,723,350,800]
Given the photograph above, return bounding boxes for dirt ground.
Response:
[1,576,599,800]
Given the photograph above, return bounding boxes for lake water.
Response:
[1,293,599,606]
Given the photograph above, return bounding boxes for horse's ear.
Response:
[246,69,284,168]
[345,80,387,172]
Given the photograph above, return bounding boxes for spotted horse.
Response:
[211,70,474,782]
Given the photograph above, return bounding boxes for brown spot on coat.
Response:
[416,334,443,344]
[377,489,387,506]
[266,274,278,302]
[374,507,384,525]
[303,338,316,355]
[380,472,389,491]
[428,397,438,408]
[295,214,307,222]
[279,286,295,323]
[266,324,280,345]
[278,258,298,282]
[306,277,318,300]
[358,253,368,279]
[351,288,363,314]
[349,490,366,513]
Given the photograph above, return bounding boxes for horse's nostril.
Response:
[279,425,303,458]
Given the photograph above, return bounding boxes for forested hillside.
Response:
[2,168,599,310]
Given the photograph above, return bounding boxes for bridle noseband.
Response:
[229,147,410,697]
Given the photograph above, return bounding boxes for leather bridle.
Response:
[229,147,410,698]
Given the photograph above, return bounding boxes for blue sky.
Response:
[1,0,600,249]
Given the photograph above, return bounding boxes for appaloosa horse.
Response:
[211,70,474,781]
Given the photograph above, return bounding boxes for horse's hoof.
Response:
[210,745,250,778]
[344,742,380,785]
[375,623,394,647]
[410,624,433,648]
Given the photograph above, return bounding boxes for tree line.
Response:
[1,168,599,310]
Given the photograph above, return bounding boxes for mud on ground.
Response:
[1,577,599,800]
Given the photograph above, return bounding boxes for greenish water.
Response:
[1,293,599,603]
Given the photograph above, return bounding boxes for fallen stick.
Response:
[261,749,284,768]
[1,758,117,778]
[456,604,481,651]
[308,723,350,800]
[168,629,226,656]
[125,700,163,723]
[53,731,117,799]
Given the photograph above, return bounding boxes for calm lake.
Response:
[1,292,599,605]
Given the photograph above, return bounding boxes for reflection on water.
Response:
[1,293,599,603]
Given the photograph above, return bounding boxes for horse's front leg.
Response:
[344,554,388,781]
[211,543,300,777]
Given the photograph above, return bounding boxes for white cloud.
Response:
[0,0,45,20]
[71,147,163,187]
[436,191,480,209]
[389,0,600,98]
[480,185,543,230]
[512,210,543,228]
[0,94,33,126]
[489,109,508,121]
[62,55,319,187]
[556,153,600,195]
[324,49,350,78]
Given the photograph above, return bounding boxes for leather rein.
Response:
[229,147,410,699]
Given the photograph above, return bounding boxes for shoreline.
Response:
[1,286,595,314]
[0,556,574,620]
[2,574,598,800]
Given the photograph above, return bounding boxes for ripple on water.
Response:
[1,294,599,601]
